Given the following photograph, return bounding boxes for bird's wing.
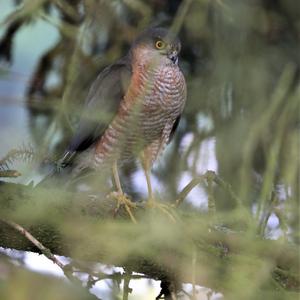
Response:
[167,115,181,144]
[62,58,132,165]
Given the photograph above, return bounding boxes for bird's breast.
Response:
[94,63,186,166]
[129,63,186,114]
[121,63,186,143]
[142,65,185,125]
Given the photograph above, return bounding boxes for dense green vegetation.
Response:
[0,1,299,299]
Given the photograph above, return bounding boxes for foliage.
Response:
[0,0,299,299]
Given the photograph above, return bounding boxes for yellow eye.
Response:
[155,40,165,49]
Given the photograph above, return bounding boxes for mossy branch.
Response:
[0,181,298,293]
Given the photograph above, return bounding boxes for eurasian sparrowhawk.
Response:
[55,27,187,218]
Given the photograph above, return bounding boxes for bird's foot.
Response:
[147,198,177,222]
[109,191,137,224]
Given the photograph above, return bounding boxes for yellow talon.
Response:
[109,191,137,224]
[147,197,177,223]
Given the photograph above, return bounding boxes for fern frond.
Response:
[0,144,36,171]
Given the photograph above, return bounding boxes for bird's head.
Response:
[130,27,181,67]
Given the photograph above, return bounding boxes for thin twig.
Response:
[123,270,132,300]
[191,247,197,300]
[0,219,80,284]
[1,219,65,269]
[174,170,243,209]
[206,174,216,215]
[86,270,149,289]
[174,174,207,208]
[170,0,194,35]
[239,65,295,205]
[255,90,298,231]
[212,174,243,207]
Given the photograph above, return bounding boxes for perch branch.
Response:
[0,181,298,292]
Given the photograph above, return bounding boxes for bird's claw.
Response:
[147,198,177,223]
[108,191,137,223]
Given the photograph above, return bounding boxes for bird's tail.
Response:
[36,151,75,188]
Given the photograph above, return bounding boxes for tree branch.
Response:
[0,181,299,293]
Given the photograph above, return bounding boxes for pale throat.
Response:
[132,45,168,70]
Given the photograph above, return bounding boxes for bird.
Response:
[49,27,187,221]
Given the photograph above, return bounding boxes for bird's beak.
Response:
[168,50,178,64]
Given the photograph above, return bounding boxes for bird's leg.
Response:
[141,154,176,222]
[112,161,123,193]
[140,151,154,205]
[143,160,154,205]
[110,161,137,223]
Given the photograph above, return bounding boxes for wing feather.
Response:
[62,58,132,165]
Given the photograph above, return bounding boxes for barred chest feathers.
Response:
[128,62,186,134]
[94,61,186,166]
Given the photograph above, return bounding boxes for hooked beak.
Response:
[168,50,178,64]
